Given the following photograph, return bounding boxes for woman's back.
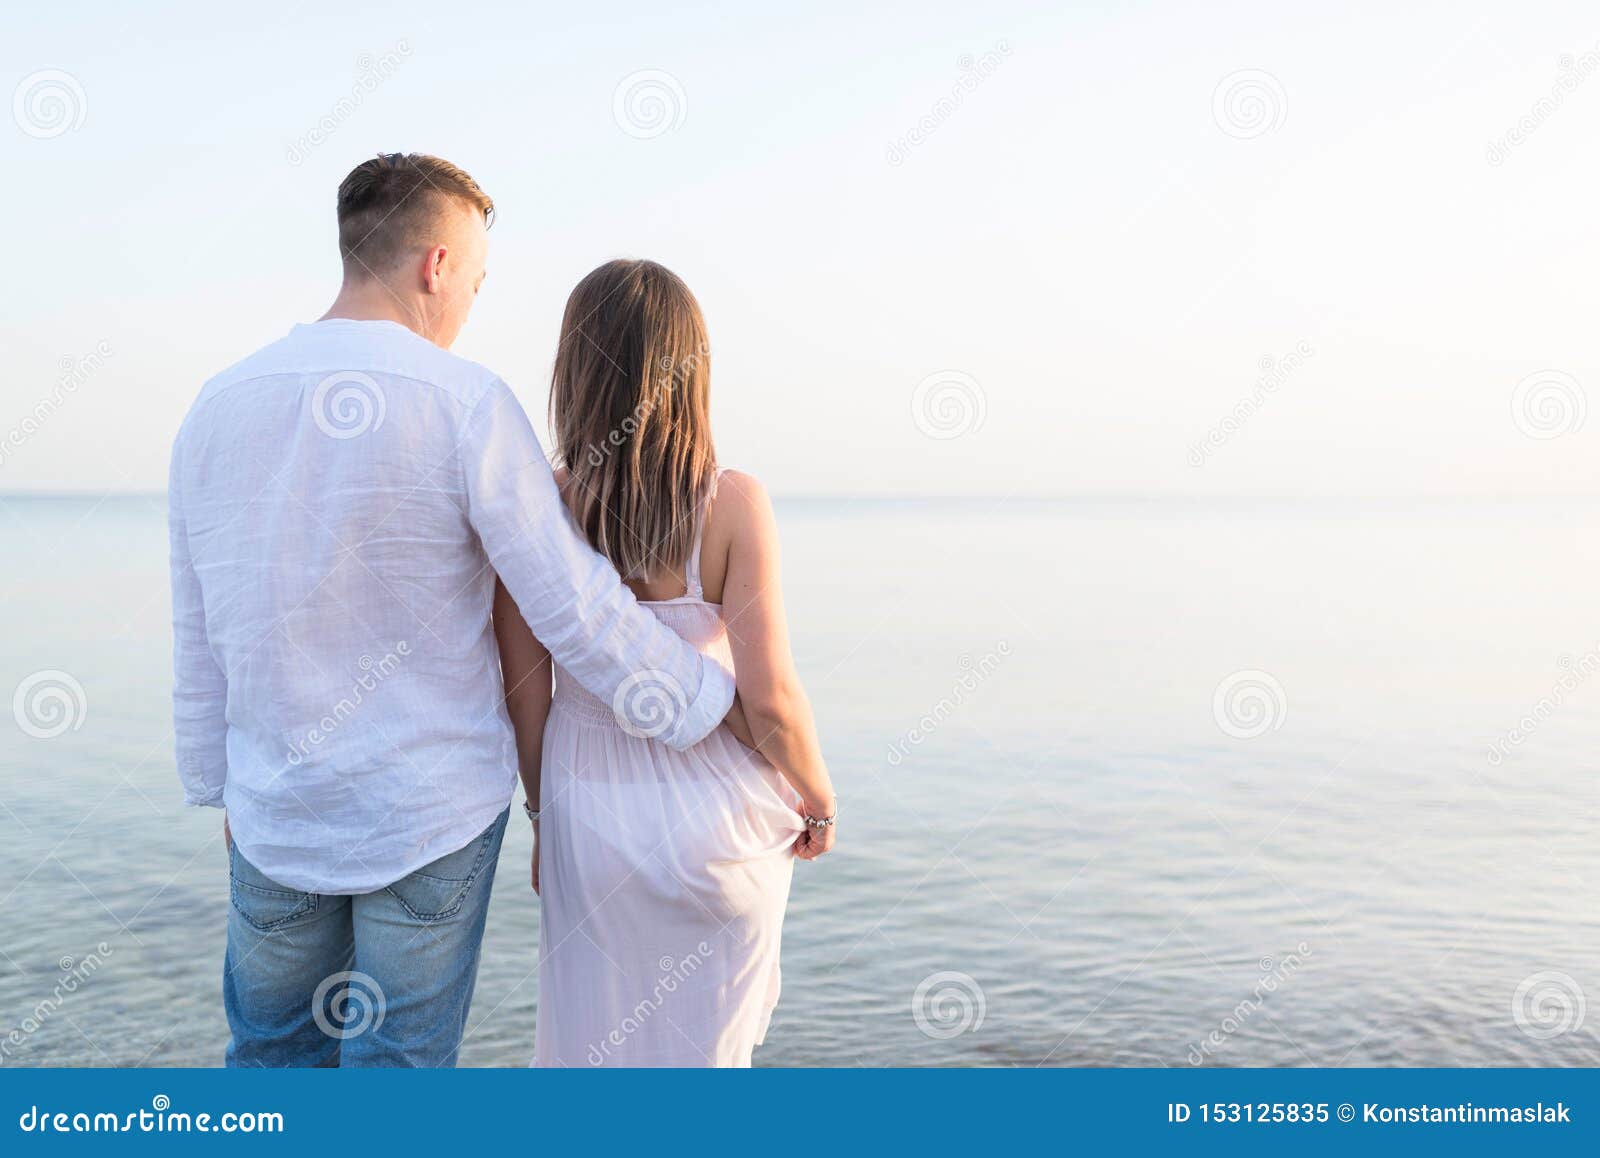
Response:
[550,467,740,736]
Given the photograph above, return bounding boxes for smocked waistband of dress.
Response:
[550,688,621,726]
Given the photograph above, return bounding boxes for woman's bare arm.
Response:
[493,576,553,889]
[717,473,836,858]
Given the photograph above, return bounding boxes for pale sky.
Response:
[4,0,1600,495]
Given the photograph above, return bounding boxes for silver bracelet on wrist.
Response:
[523,801,541,822]
[803,807,836,829]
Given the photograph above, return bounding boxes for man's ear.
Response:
[423,244,449,295]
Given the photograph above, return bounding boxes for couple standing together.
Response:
[168,153,838,1067]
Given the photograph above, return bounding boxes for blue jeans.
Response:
[222,809,510,1067]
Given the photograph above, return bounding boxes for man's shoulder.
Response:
[192,322,502,414]
[194,331,296,396]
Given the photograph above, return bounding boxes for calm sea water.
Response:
[1,494,1598,1067]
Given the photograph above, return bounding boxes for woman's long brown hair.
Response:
[548,259,716,581]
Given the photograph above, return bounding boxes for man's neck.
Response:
[320,281,430,341]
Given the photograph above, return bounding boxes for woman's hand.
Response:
[794,822,835,860]
[794,797,837,861]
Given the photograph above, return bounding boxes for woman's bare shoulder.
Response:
[709,469,777,540]
[701,469,775,599]
[715,468,769,512]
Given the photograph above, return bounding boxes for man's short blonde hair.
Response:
[335,153,494,276]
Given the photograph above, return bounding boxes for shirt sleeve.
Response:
[458,378,735,750]
[169,435,229,807]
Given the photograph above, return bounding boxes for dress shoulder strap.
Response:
[683,468,726,601]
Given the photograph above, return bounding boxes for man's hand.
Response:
[223,812,232,851]
[530,820,540,895]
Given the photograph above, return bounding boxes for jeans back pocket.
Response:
[383,813,506,923]
[229,844,318,932]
